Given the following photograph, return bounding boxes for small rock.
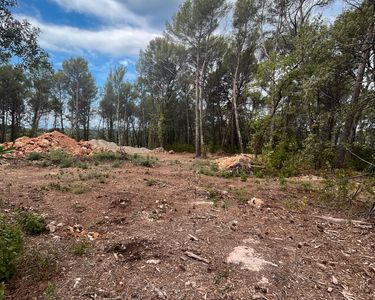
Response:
[331,275,338,285]
[168,150,175,154]
[73,277,81,289]
[146,259,161,265]
[327,287,333,293]
[249,197,265,209]
[230,220,239,231]
[73,224,84,232]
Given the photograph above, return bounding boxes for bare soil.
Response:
[0,153,374,300]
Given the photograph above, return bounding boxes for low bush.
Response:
[0,216,23,282]
[47,150,74,168]
[71,184,87,195]
[18,211,46,235]
[27,152,43,161]
[20,246,59,282]
[93,150,123,162]
[130,154,158,167]
[71,241,90,256]
[0,146,12,158]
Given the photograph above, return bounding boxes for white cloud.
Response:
[50,0,148,26]
[18,15,160,57]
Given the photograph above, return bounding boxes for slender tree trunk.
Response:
[116,93,120,145]
[186,97,190,145]
[59,91,64,132]
[75,84,80,141]
[1,100,5,143]
[232,53,244,153]
[195,53,202,157]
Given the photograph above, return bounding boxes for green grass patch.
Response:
[130,154,158,167]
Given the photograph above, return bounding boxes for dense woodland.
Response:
[0,0,374,171]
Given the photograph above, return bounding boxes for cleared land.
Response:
[0,153,374,300]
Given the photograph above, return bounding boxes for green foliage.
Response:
[0,216,23,282]
[349,144,375,172]
[111,160,122,168]
[43,282,56,300]
[261,139,301,177]
[284,197,308,211]
[130,154,158,167]
[76,162,88,169]
[240,170,248,182]
[71,184,87,195]
[317,171,374,212]
[233,188,248,204]
[21,246,59,282]
[18,211,45,235]
[0,146,13,158]
[27,152,43,161]
[47,150,74,168]
[71,241,90,256]
[93,150,123,162]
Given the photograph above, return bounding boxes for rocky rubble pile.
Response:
[1,131,98,157]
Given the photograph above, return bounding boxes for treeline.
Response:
[1,0,374,171]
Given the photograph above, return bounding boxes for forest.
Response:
[1,0,374,172]
[1,1,375,299]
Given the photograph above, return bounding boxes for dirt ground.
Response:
[0,153,374,300]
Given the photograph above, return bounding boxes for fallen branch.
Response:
[185,251,210,264]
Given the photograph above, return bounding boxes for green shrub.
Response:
[130,155,158,167]
[27,152,43,161]
[47,150,74,168]
[233,188,248,204]
[111,160,122,168]
[71,241,90,256]
[77,162,88,169]
[261,139,300,177]
[39,160,51,168]
[240,170,248,182]
[208,188,219,206]
[21,246,59,282]
[0,146,13,158]
[59,157,73,168]
[71,184,87,195]
[0,217,23,282]
[18,211,46,235]
[93,150,123,162]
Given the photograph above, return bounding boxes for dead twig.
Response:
[184,251,210,264]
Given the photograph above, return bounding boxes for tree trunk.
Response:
[116,93,120,145]
[195,53,202,157]
[75,84,80,141]
[232,54,244,153]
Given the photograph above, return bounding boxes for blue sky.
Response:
[13,0,347,87]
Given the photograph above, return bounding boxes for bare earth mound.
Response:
[1,131,97,157]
